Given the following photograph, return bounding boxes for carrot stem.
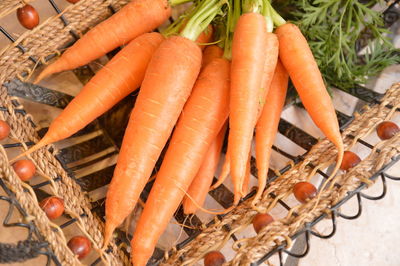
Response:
[261,0,273,32]
[242,0,263,13]
[181,0,225,41]
[264,0,286,26]
[169,0,193,6]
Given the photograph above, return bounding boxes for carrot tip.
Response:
[103,223,116,249]
[9,137,51,164]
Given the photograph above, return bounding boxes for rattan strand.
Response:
[163,83,400,265]
[0,0,130,265]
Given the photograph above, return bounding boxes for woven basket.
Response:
[0,0,399,265]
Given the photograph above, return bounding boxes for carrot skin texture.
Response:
[254,60,288,204]
[229,13,268,204]
[35,0,171,82]
[104,36,202,247]
[241,153,251,196]
[131,58,230,266]
[183,122,227,214]
[276,23,344,159]
[201,45,224,69]
[258,33,279,116]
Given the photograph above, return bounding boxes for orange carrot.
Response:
[210,144,230,190]
[183,45,225,214]
[211,33,278,193]
[201,45,224,68]
[276,23,344,174]
[254,60,288,205]
[183,122,227,214]
[258,33,279,116]
[35,0,172,83]
[228,12,267,204]
[131,57,230,266]
[103,36,202,248]
[241,153,251,196]
[12,32,164,161]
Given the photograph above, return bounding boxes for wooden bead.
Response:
[204,251,226,266]
[376,121,399,140]
[39,196,65,220]
[12,159,36,181]
[17,5,39,30]
[252,213,274,234]
[340,151,361,171]
[293,182,317,203]
[67,236,91,259]
[66,0,80,3]
[0,120,10,140]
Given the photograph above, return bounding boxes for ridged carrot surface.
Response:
[104,36,202,247]
[228,13,268,204]
[131,58,230,266]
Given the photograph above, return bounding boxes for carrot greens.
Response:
[280,0,399,90]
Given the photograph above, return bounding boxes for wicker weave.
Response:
[0,0,399,265]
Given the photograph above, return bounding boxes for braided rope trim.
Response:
[163,83,400,265]
[0,0,131,265]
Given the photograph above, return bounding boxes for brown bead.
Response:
[293,182,317,203]
[376,121,399,140]
[67,0,80,3]
[17,5,39,30]
[12,159,36,181]
[39,196,64,220]
[0,120,10,140]
[340,151,361,171]
[252,213,274,234]
[204,251,226,266]
[67,236,91,259]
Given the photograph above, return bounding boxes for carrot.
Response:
[12,32,164,162]
[104,0,225,248]
[275,23,344,176]
[34,0,175,83]
[103,35,202,248]
[183,45,225,214]
[228,12,267,204]
[210,144,230,190]
[258,33,279,116]
[241,153,251,196]
[201,45,224,68]
[254,60,288,205]
[183,122,227,214]
[131,57,230,266]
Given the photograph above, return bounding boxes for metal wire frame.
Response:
[0,0,399,265]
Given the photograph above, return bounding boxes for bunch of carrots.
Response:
[15,0,344,265]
